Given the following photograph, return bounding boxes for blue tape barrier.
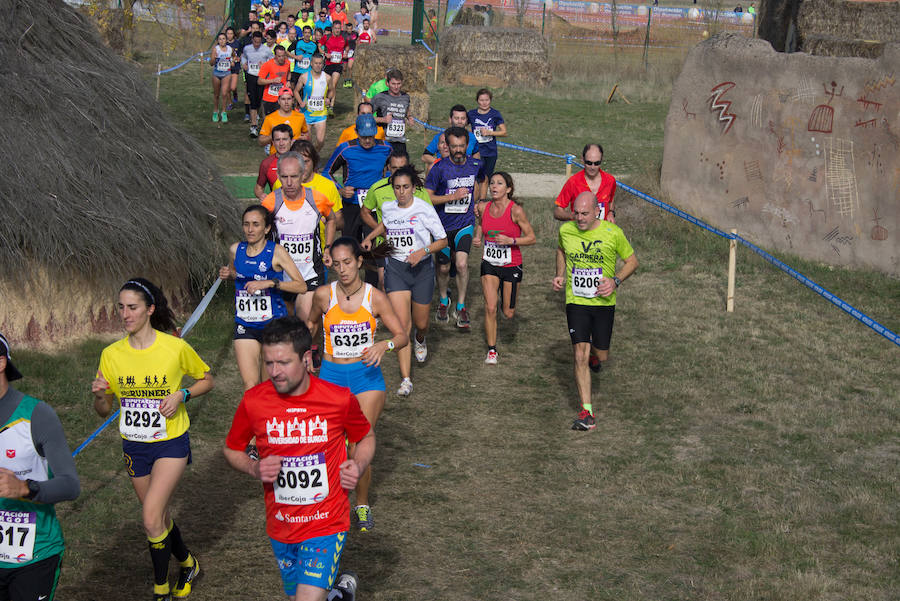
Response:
[416,40,436,56]
[412,117,898,347]
[157,51,208,76]
[72,278,223,458]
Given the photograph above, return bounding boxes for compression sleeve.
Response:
[31,402,80,504]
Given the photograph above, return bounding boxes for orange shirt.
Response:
[260,110,310,154]
[336,123,385,146]
[258,59,291,102]
[330,10,348,26]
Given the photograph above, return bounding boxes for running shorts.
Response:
[437,225,474,265]
[123,432,192,478]
[270,532,347,596]
[565,304,615,349]
[0,553,62,601]
[319,359,386,394]
[384,256,435,305]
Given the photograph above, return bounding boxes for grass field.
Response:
[17,14,900,601]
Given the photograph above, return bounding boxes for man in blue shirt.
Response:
[425,126,486,330]
[422,104,479,175]
[314,9,333,31]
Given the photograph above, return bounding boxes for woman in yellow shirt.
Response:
[91,278,214,601]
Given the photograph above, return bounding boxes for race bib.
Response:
[386,119,405,138]
[328,322,374,358]
[444,191,472,214]
[571,267,603,298]
[267,82,283,97]
[216,59,231,71]
[355,188,369,206]
[329,51,343,63]
[483,241,511,266]
[0,511,36,563]
[119,397,166,441]
[274,454,329,505]
[280,232,314,265]
[236,289,273,322]
[474,128,494,144]
[307,96,325,112]
[298,56,310,69]
[248,62,260,75]
[386,227,416,255]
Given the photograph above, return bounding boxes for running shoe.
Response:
[571,409,596,431]
[243,113,251,122]
[589,355,601,373]
[414,338,427,362]
[484,349,498,365]
[435,303,449,323]
[220,111,228,123]
[153,594,172,601]
[331,571,358,601]
[172,556,200,598]
[212,112,219,123]
[396,377,413,396]
[456,307,471,329]
[226,102,233,111]
[354,505,373,532]
[342,79,353,88]
[249,125,259,138]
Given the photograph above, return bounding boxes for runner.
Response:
[554,143,617,223]
[287,26,317,90]
[297,7,315,32]
[472,172,536,364]
[424,126,486,330]
[226,27,242,110]
[330,1,349,27]
[363,72,387,100]
[259,87,309,154]
[421,104,479,175]
[352,3,369,29]
[238,22,264,123]
[306,237,407,531]
[322,114,392,263]
[336,101,384,146]
[552,192,638,430]
[258,45,292,118]
[0,333,80,601]
[223,317,374,601]
[91,278,214,600]
[291,139,345,240]
[314,8,332,31]
[295,53,333,151]
[361,166,447,396]
[219,205,308,390]
[262,152,337,322]
[322,23,347,103]
[467,88,507,197]
[209,32,237,123]
[341,22,358,88]
[255,123,294,201]
[241,31,275,137]
[372,69,413,153]
[357,18,375,44]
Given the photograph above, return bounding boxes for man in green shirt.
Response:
[552,192,638,431]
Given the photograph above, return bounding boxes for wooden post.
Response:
[155,64,161,101]
[433,51,438,84]
[565,160,572,178]
[726,228,737,312]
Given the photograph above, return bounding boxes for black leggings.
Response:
[246,74,264,110]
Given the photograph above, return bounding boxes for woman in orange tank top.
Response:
[306,236,407,532]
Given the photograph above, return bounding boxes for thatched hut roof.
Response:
[439,26,551,88]
[0,0,240,345]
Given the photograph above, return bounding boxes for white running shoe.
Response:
[397,377,413,396]
[484,349,498,365]
[414,337,427,362]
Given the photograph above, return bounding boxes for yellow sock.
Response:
[153,583,170,595]
[180,553,194,568]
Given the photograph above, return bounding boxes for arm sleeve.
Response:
[259,115,273,137]
[424,204,447,241]
[424,163,439,191]
[257,159,270,188]
[31,403,80,504]
[494,110,505,126]
[343,394,371,444]
[179,341,211,380]
[321,144,347,179]
[555,177,574,208]
[224,400,253,451]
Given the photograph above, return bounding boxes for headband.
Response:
[123,280,156,306]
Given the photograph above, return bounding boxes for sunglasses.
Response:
[583,159,602,166]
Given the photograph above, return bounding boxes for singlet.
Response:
[213,45,233,73]
[480,200,522,268]
[233,240,289,328]
[557,220,634,307]
[0,396,64,567]
[270,188,324,283]
[322,282,376,359]
[302,71,329,118]
[224,377,371,543]
[98,332,210,443]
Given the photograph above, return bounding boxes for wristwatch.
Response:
[613,276,622,288]
[386,340,395,352]
[272,279,280,290]
[24,479,39,500]
[181,388,191,403]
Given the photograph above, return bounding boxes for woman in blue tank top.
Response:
[219,205,307,390]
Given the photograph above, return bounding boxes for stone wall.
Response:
[661,33,899,276]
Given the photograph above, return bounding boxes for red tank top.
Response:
[481,200,522,267]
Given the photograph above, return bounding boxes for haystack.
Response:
[439,26,551,88]
[0,0,240,346]
[353,44,430,123]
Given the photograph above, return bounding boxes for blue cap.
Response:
[355,114,378,137]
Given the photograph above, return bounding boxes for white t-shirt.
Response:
[381,197,447,260]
